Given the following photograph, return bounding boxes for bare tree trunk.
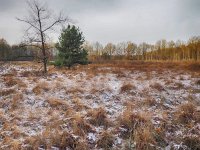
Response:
[37,7,47,73]
[41,35,47,73]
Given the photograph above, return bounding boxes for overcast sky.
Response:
[0,0,200,45]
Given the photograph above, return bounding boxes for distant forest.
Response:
[0,36,200,62]
[0,39,56,61]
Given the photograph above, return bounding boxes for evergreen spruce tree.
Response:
[55,25,88,68]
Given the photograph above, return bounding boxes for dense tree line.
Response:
[83,36,200,61]
[0,39,52,61]
[0,38,57,61]
[0,36,199,62]
[0,38,34,61]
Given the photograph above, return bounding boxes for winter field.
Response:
[0,61,200,150]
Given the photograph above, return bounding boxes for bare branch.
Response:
[25,25,33,32]
[43,15,68,32]
[16,17,40,31]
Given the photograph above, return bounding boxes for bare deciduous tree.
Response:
[17,0,70,73]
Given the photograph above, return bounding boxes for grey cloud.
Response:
[0,0,199,45]
[48,0,119,13]
[177,0,200,21]
[0,0,20,12]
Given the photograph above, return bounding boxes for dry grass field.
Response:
[0,61,200,150]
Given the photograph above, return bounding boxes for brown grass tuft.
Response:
[27,111,40,121]
[10,140,22,150]
[47,118,64,129]
[175,102,198,124]
[72,98,89,111]
[4,77,18,87]
[97,131,114,150]
[59,131,79,149]
[90,87,99,95]
[48,98,69,111]
[64,107,75,117]
[196,80,200,85]
[32,86,41,95]
[20,70,43,77]
[118,110,152,138]
[175,82,184,89]
[120,83,135,93]
[0,88,16,96]
[2,136,12,147]
[112,68,126,78]
[150,82,164,91]
[188,62,200,72]
[143,98,157,107]
[16,79,27,89]
[11,126,22,139]
[11,94,23,109]
[183,136,200,150]
[123,100,136,111]
[66,87,84,94]
[88,107,110,127]
[24,134,48,149]
[32,81,51,95]
[165,79,173,85]
[71,113,93,137]
[133,126,156,150]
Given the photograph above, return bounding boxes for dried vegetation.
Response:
[0,61,199,149]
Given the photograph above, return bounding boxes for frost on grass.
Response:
[0,62,200,149]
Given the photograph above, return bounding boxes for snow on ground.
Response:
[0,62,200,149]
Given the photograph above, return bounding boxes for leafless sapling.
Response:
[17,0,70,73]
